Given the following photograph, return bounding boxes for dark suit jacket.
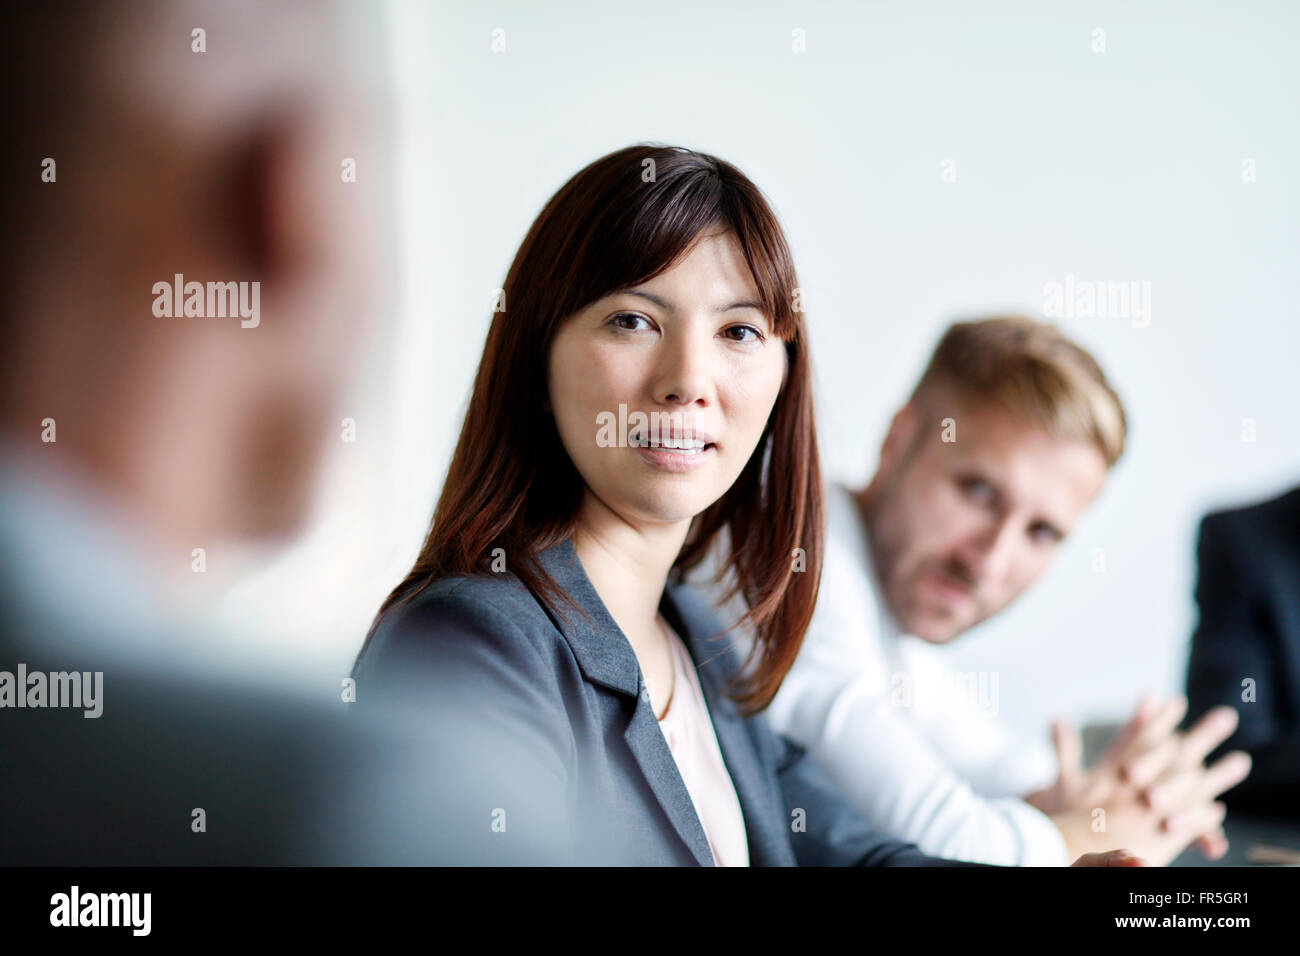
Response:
[1186,486,1300,815]
[353,537,968,866]
[0,573,457,865]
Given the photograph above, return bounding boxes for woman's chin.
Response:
[614,486,721,527]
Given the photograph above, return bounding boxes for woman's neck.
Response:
[569,494,691,636]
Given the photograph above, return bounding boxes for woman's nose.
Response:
[652,325,713,408]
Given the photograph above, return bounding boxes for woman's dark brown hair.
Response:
[364,143,822,714]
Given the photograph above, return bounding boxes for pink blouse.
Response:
[657,627,750,866]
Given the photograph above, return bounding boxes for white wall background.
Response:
[218,0,1300,741]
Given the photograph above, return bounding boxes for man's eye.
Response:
[962,478,994,503]
[609,312,650,331]
[723,324,764,343]
[1030,523,1063,545]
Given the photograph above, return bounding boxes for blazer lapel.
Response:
[622,695,717,866]
[534,539,716,866]
[662,582,795,866]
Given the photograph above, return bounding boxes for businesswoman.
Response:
[352,144,1121,868]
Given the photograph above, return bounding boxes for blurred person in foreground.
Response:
[723,317,1252,865]
[1187,485,1300,818]
[0,0,444,864]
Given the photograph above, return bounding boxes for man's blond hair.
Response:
[910,316,1127,467]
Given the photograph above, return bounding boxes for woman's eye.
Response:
[609,312,651,332]
[723,324,764,343]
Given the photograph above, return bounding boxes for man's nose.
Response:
[955,518,1018,585]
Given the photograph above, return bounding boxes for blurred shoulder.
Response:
[394,569,548,624]
[355,569,566,683]
[1200,485,1300,550]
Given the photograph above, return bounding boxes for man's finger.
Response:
[1115,697,1188,771]
[1095,696,1155,771]
[1141,696,1189,746]
[1144,751,1250,810]
[1162,800,1228,845]
[1124,735,1182,788]
[1071,849,1147,867]
[1143,768,1199,813]
[1199,750,1252,800]
[1179,707,1241,767]
[1195,827,1229,860]
[1053,718,1084,791]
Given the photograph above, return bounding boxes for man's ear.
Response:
[879,401,920,473]
[229,111,329,280]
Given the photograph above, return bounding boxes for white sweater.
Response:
[735,482,1070,866]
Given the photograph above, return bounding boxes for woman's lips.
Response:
[632,441,716,473]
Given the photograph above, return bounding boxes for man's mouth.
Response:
[926,565,975,605]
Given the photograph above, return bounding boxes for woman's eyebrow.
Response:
[613,288,763,314]
[614,288,674,312]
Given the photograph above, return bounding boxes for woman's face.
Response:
[547,229,789,531]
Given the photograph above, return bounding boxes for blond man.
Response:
[757,317,1250,865]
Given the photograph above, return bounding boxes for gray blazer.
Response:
[354,537,962,866]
